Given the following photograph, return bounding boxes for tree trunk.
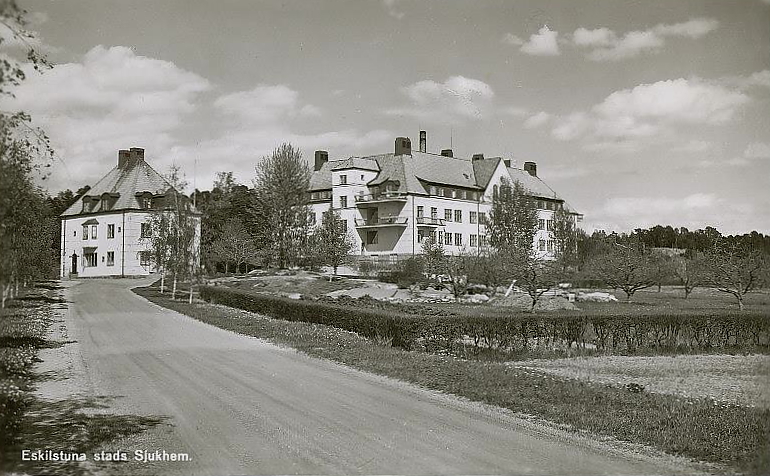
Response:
[738,294,744,311]
[160,274,166,294]
[189,285,193,304]
[683,287,690,299]
[172,276,177,300]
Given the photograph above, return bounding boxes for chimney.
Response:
[419,130,426,153]
[440,149,453,157]
[118,149,130,168]
[314,150,328,171]
[503,158,511,168]
[395,137,411,156]
[524,161,537,177]
[472,153,484,162]
[129,147,145,167]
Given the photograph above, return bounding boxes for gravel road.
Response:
[55,278,706,475]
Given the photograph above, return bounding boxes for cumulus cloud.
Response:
[721,70,770,90]
[744,142,770,159]
[386,76,495,123]
[214,84,322,125]
[550,78,749,149]
[573,18,718,61]
[519,26,560,56]
[2,45,211,190]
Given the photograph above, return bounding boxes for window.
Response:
[454,210,462,223]
[340,174,347,185]
[436,187,444,197]
[479,212,487,225]
[142,197,152,209]
[455,233,463,246]
[141,223,152,238]
[139,251,152,267]
[537,200,545,209]
[417,206,424,218]
[82,225,88,240]
[470,211,477,224]
[101,198,109,211]
[538,219,545,231]
[546,219,553,231]
[429,186,437,195]
[479,235,487,247]
[444,232,453,246]
[470,234,478,247]
[547,240,554,252]
[340,196,348,208]
[91,225,97,239]
[84,252,97,267]
[493,185,499,199]
[444,209,452,222]
[360,175,364,181]
[430,207,437,219]
[107,251,115,266]
[417,230,426,244]
[366,231,378,245]
[107,224,115,239]
[340,219,347,233]
[539,240,546,251]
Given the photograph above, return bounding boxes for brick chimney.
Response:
[472,153,484,162]
[128,147,145,168]
[314,150,328,171]
[395,137,411,156]
[524,161,537,177]
[419,130,426,153]
[440,149,453,157]
[503,159,511,168]
[117,149,130,168]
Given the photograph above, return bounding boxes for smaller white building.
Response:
[60,148,201,278]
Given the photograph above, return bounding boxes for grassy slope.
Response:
[136,285,770,475]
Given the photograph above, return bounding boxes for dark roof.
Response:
[61,157,194,216]
[472,158,501,189]
[331,157,379,171]
[506,166,562,200]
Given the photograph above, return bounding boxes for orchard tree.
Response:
[704,243,767,311]
[316,207,354,278]
[253,143,311,268]
[673,251,707,299]
[586,237,656,303]
[510,258,561,312]
[551,206,579,275]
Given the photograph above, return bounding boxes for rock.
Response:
[577,292,618,303]
[286,293,302,300]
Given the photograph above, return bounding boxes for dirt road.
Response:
[59,278,700,475]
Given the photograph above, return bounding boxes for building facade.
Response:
[60,148,201,278]
[308,133,581,261]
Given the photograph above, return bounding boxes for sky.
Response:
[2,0,769,235]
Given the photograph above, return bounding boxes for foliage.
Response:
[253,143,311,268]
[420,234,445,278]
[0,3,54,307]
[550,206,579,273]
[487,178,538,265]
[509,256,561,311]
[673,251,708,299]
[316,207,354,276]
[704,243,768,311]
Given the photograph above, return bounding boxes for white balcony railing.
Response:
[354,191,408,204]
[355,216,408,227]
[415,216,445,226]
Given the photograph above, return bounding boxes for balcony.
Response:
[416,216,445,227]
[355,216,408,228]
[354,191,408,206]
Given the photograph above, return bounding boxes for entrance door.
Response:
[71,253,78,274]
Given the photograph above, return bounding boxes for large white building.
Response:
[308,133,581,261]
[60,148,201,278]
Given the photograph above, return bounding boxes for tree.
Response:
[210,218,259,275]
[0,2,54,307]
[487,178,538,267]
[673,251,707,299]
[551,206,579,274]
[586,237,656,303]
[510,258,561,312]
[421,233,445,279]
[253,143,311,268]
[316,207,354,279]
[704,243,767,311]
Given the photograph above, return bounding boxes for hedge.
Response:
[199,285,770,359]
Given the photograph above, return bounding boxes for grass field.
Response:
[136,284,770,475]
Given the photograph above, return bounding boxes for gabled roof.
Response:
[505,166,561,200]
[472,157,501,189]
[331,157,379,172]
[61,155,193,217]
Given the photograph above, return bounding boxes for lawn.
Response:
[136,284,770,475]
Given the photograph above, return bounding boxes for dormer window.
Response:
[142,197,152,209]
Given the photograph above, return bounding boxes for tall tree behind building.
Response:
[253,143,311,268]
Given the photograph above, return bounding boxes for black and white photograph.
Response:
[1,0,769,474]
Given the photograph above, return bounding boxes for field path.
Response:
[62,278,701,475]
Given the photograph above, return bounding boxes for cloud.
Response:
[721,70,770,90]
[674,140,713,153]
[744,142,770,159]
[501,33,524,46]
[214,84,321,124]
[519,26,560,56]
[386,76,495,124]
[500,106,529,117]
[382,0,404,19]
[523,111,551,129]
[551,78,750,149]
[573,18,718,61]
[2,45,211,189]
